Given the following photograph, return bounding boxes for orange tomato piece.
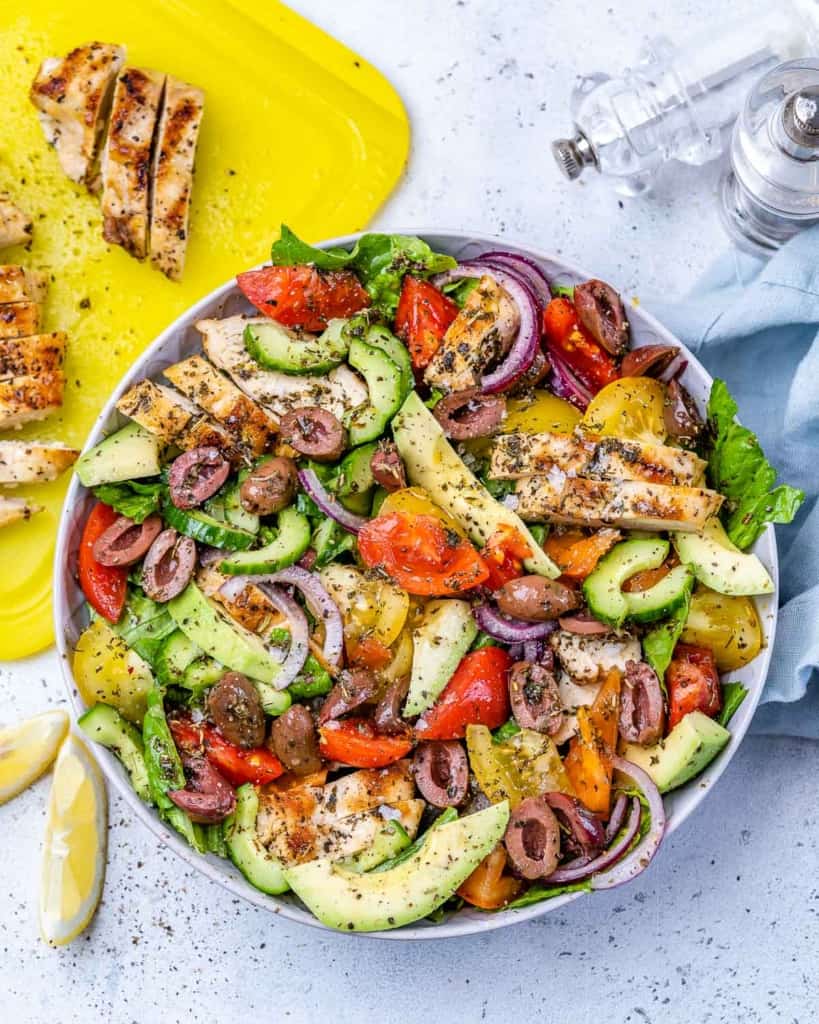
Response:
[457,844,523,909]
[564,706,612,816]
[543,528,621,582]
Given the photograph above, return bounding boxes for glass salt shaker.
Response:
[552,1,819,196]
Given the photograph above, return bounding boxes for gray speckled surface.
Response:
[2,1,818,1020]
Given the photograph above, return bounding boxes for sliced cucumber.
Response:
[583,538,669,628]
[220,507,311,575]
[244,318,349,374]
[226,784,290,894]
[206,480,260,535]
[163,501,257,550]
[624,564,695,625]
[253,680,292,717]
[78,703,151,803]
[75,422,162,487]
[154,631,202,686]
[338,442,377,513]
[182,656,225,694]
[363,325,413,401]
[346,338,403,446]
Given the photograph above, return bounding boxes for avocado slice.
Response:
[167,582,282,686]
[75,421,162,487]
[583,537,669,628]
[673,517,774,596]
[283,801,510,932]
[622,711,731,793]
[404,598,477,717]
[392,392,559,579]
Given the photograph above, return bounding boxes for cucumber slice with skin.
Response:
[244,318,349,374]
[206,480,260,535]
[182,656,225,694]
[583,538,670,628]
[78,703,151,803]
[338,443,377,513]
[346,338,403,446]
[163,501,257,550]
[154,630,202,686]
[226,784,290,894]
[624,564,695,625]
[362,325,413,401]
[220,507,311,575]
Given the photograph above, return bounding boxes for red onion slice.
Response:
[432,262,541,395]
[548,349,594,410]
[480,250,552,308]
[474,601,559,643]
[220,566,344,668]
[298,468,368,534]
[604,792,629,843]
[257,584,310,689]
[544,797,641,884]
[558,611,612,635]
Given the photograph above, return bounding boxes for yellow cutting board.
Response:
[0,0,409,659]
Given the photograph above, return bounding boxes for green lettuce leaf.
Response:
[717,682,748,726]
[706,379,804,549]
[269,225,456,316]
[93,478,163,524]
[505,878,591,910]
[642,589,691,687]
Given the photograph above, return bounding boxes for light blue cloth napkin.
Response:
[650,227,819,738]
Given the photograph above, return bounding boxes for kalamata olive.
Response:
[495,575,581,622]
[620,344,679,378]
[168,752,236,824]
[543,792,606,857]
[619,659,665,745]
[239,456,297,515]
[297,547,317,570]
[318,668,379,724]
[508,661,563,734]
[168,446,231,509]
[373,676,411,735]
[509,349,551,395]
[92,513,163,567]
[207,671,266,748]
[503,796,561,879]
[141,529,197,602]
[574,278,630,355]
[412,740,469,807]
[664,378,703,446]
[433,388,507,440]
[269,704,321,776]
[370,441,407,492]
[279,406,347,462]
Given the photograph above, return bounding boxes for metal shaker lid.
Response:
[783,87,819,149]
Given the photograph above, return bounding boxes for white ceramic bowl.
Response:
[54,231,779,940]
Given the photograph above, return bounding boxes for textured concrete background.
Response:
[3,1,818,1021]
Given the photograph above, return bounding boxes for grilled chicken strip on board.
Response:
[0,266,47,305]
[0,496,43,529]
[0,302,41,340]
[100,66,166,259]
[149,78,205,280]
[0,441,79,485]
[30,42,126,188]
[0,197,32,249]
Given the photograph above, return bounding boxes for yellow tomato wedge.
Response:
[381,625,415,684]
[40,733,107,946]
[379,486,466,538]
[466,724,573,809]
[319,564,409,648]
[581,376,667,444]
[681,587,763,671]
[72,618,154,726]
[464,390,582,455]
[0,710,69,805]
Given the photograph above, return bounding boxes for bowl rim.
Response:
[53,227,779,940]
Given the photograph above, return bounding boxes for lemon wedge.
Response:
[40,733,108,946]
[0,710,69,805]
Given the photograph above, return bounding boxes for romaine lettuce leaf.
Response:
[93,478,163,523]
[505,878,591,910]
[269,225,456,316]
[706,379,804,549]
[717,682,748,726]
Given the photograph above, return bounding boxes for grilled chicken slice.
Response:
[257,762,422,865]
[0,302,41,340]
[550,630,642,743]
[0,266,47,304]
[116,379,242,462]
[163,355,276,455]
[0,496,43,528]
[196,564,286,635]
[197,315,368,423]
[149,78,204,280]
[424,275,519,393]
[100,66,166,259]
[491,431,706,486]
[514,474,722,533]
[0,373,65,429]
[30,42,125,187]
[0,332,66,379]
[0,440,79,485]
[0,197,32,249]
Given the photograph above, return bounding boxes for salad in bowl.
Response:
[57,228,801,934]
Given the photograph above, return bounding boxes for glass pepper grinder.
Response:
[552,2,819,196]
[719,58,819,255]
